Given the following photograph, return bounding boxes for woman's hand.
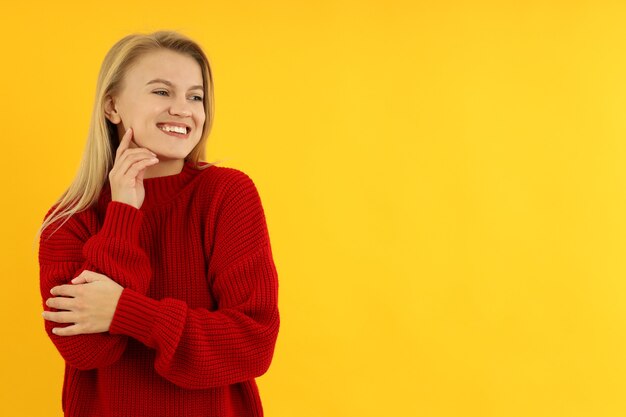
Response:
[42,270,124,336]
[109,127,159,209]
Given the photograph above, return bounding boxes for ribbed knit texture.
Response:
[38,161,280,417]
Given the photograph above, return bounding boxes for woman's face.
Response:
[105,49,206,161]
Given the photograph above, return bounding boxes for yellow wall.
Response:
[3,0,626,415]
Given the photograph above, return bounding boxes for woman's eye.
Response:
[154,91,202,101]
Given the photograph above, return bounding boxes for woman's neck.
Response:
[142,158,184,179]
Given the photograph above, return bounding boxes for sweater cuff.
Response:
[100,201,144,243]
[109,288,160,348]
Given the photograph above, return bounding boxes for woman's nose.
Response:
[169,97,192,117]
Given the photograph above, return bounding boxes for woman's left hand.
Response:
[43,270,124,336]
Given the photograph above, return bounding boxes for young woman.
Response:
[37,31,280,417]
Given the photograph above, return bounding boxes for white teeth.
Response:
[159,125,187,134]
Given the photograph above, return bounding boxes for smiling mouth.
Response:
[156,124,190,138]
[157,123,190,134]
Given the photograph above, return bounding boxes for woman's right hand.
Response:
[109,127,159,209]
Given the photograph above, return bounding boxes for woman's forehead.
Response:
[125,50,203,87]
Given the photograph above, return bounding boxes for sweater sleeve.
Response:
[108,171,280,389]
[38,201,153,370]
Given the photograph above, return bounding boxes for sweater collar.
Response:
[98,160,207,212]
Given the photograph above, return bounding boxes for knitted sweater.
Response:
[38,160,280,417]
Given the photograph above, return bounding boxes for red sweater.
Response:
[38,161,280,417]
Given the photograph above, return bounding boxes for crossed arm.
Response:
[43,270,123,336]
[39,172,280,388]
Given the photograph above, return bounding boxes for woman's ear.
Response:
[104,95,122,124]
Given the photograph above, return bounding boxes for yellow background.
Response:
[3,0,626,416]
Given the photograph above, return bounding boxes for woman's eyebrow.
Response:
[146,78,203,91]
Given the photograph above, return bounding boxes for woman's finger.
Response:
[115,151,158,177]
[71,275,87,284]
[46,296,76,310]
[116,147,156,162]
[43,310,76,324]
[115,127,133,160]
[112,149,157,181]
[72,269,107,284]
[109,126,158,209]
[50,284,78,297]
[52,324,83,337]
[125,158,160,180]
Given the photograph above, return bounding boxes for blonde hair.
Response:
[36,30,219,242]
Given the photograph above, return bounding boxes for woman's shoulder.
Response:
[194,163,259,195]
[39,202,100,246]
[191,164,265,218]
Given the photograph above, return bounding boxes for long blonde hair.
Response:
[36,30,218,242]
